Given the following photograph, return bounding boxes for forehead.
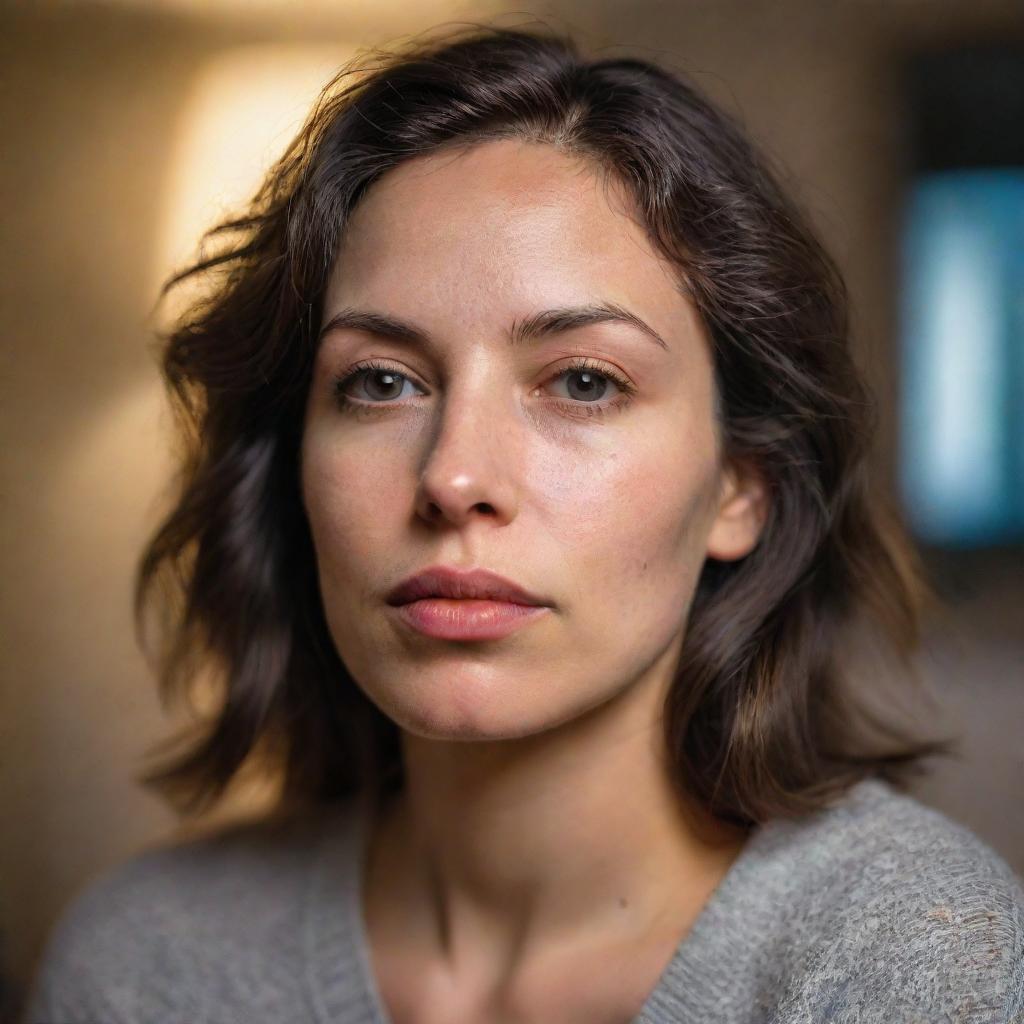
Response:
[327,139,688,324]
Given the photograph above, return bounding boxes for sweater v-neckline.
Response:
[304,794,790,1024]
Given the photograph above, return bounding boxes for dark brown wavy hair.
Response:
[136,20,956,827]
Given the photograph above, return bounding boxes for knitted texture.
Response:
[22,778,1024,1023]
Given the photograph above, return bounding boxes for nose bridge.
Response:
[416,356,520,525]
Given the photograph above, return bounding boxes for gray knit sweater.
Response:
[21,778,1024,1023]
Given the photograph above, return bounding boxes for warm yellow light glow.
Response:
[154,44,352,299]
[99,0,492,30]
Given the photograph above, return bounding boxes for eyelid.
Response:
[332,358,425,402]
[332,355,636,407]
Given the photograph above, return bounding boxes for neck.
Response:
[363,655,750,983]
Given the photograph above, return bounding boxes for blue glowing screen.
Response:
[899,169,1024,546]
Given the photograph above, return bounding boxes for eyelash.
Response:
[331,356,637,420]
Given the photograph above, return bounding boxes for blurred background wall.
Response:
[1,0,1022,1017]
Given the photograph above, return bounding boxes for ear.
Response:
[704,457,770,562]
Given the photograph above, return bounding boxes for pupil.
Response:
[368,370,402,400]
[568,370,606,402]
[360,369,609,403]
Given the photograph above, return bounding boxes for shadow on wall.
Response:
[0,4,314,1012]
[1,4,382,1012]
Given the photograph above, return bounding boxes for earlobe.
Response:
[704,459,770,562]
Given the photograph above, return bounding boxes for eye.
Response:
[333,359,422,408]
[331,356,636,418]
[545,357,635,407]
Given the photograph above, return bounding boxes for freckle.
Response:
[641,561,648,572]
[618,896,628,908]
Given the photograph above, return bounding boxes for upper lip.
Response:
[386,566,550,607]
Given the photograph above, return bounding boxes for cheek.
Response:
[300,429,409,582]
[535,423,716,631]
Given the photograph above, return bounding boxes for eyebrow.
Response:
[317,301,670,352]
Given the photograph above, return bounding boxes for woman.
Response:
[23,22,1024,1024]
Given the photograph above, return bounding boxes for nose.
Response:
[414,379,520,529]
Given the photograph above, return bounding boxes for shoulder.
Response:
[20,803,359,1024]
[759,778,1024,1022]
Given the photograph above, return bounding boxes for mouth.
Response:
[388,596,550,641]
[385,565,549,608]
[385,565,552,641]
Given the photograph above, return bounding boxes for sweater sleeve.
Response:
[18,857,203,1024]
[770,839,1024,1023]
[18,812,328,1024]
[1005,924,1024,1023]
[21,918,136,1024]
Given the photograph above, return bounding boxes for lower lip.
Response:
[390,598,549,640]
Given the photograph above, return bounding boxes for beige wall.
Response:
[2,0,1022,1010]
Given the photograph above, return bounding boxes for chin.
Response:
[374,680,574,745]
[390,702,542,744]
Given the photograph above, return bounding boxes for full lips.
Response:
[390,597,550,641]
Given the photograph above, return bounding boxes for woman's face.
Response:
[300,138,765,741]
